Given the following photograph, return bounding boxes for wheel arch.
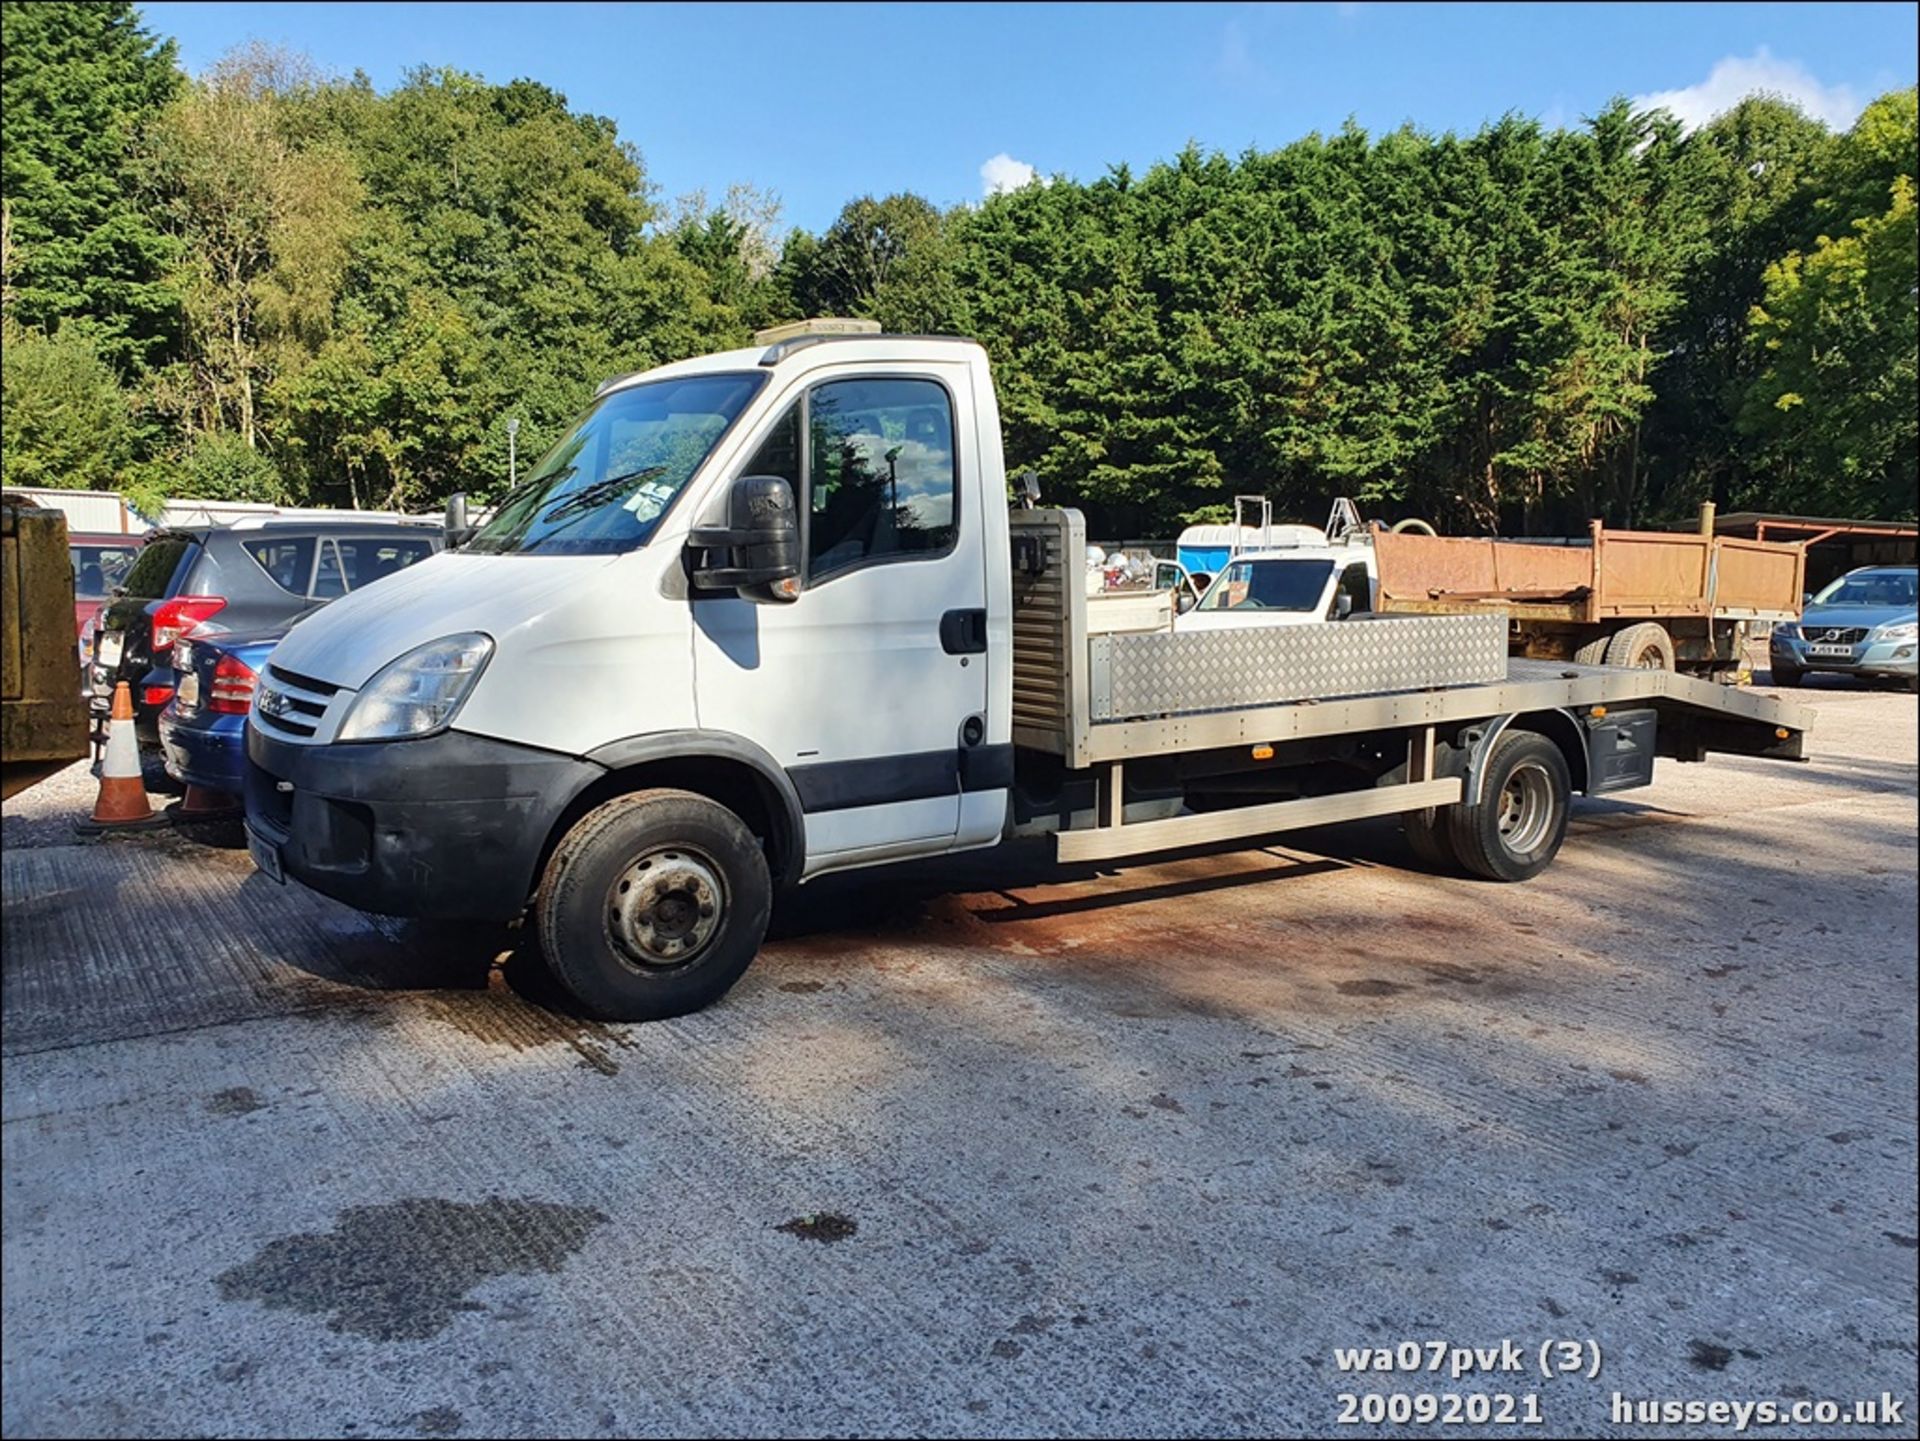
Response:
[1464,708,1590,803]
[541,730,807,890]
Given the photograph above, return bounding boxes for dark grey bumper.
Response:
[245,725,602,921]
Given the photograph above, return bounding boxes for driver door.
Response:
[691,367,990,874]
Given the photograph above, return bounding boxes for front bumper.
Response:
[1772,633,1918,679]
[245,726,602,921]
[158,710,248,793]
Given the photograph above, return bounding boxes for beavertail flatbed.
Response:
[247,327,1818,1021]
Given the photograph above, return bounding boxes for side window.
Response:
[312,540,348,599]
[332,535,435,592]
[244,537,318,596]
[806,377,956,582]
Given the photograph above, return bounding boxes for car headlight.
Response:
[336,632,494,742]
[1876,621,1917,641]
[1773,624,1800,642]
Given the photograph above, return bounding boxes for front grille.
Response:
[267,664,340,697]
[255,664,338,739]
[1806,626,1869,645]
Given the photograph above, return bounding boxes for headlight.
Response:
[336,632,493,742]
[1773,624,1800,642]
[1876,621,1917,641]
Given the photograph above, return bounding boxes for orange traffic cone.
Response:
[78,682,167,832]
[173,783,241,821]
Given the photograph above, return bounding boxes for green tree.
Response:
[145,44,365,457]
[1740,91,1919,518]
[0,0,181,372]
[0,320,136,488]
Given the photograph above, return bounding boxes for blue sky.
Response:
[142,1,1918,234]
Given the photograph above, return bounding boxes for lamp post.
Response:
[507,417,520,487]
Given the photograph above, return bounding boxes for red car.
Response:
[69,531,145,641]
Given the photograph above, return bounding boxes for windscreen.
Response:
[1813,569,1918,608]
[1197,558,1335,612]
[467,373,765,556]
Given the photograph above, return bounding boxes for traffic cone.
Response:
[172,783,241,821]
[78,682,167,832]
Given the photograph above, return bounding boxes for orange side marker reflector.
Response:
[1590,705,1608,719]
[1776,728,1790,739]
[1251,744,1274,761]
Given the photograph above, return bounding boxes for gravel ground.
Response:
[2,682,1914,1438]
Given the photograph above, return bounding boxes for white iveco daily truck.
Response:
[244,322,1812,1020]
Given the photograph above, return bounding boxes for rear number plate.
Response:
[248,829,285,884]
[1808,644,1853,659]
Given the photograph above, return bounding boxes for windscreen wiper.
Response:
[536,466,669,529]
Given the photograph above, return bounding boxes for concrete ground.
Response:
[3,681,1915,1439]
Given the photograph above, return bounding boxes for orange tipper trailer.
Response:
[1371,506,1805,680]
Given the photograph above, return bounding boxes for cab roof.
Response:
[597,333,985,398]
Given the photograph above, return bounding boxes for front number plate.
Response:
[248,829,285,884]
[1808,644,1854,659]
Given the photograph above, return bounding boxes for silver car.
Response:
[1770,565,1919,691]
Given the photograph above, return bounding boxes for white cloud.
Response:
[1631,48,1863,132]
[980,152,1040,197]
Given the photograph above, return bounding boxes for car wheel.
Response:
[534,788,771,1022]
[1447,732,1571,882]
[1770,665,1804,688]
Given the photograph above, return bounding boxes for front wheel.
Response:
[1770,665,1804,688]
[534,789,772,1021]
[1447,731,1571,882]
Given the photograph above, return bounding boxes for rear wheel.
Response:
[1572,635,1611,667]
[1447,731,1571,882]
[1402,806,1462,873]
[534,789,772,1021]
[1603,622,1676,671]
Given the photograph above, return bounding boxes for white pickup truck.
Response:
[244,324,1812,1021]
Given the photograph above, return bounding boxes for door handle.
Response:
[940,608,988,655]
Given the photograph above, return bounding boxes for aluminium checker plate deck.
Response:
[1080,658,1813,766]
[1088,613,1510,721]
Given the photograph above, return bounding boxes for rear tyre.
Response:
[534,788,772,1022]
[1447,731,1571,883]
[1402,806,1462,873]
[1603,621,1676,671]
[1572,635,1611,666]
[1770,665,1804,688]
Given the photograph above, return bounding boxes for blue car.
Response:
[1770,565,1919,691]
[158,628,286,797]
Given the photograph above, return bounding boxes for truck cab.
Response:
[1180,542,1378,631]
[247,330,1015,1013]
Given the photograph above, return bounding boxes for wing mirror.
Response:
[444,491,472,549]
[1334,592,1354,620]
[687,474,800,604]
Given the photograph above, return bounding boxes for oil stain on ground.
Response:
[215,1197,607,1341]
[776,1212,858,1243]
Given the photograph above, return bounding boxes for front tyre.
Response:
[534,789,772,1021]
[1447,731,1571,882]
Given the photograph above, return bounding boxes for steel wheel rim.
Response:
[1496,762,1555,854]
[608,846,726,969]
